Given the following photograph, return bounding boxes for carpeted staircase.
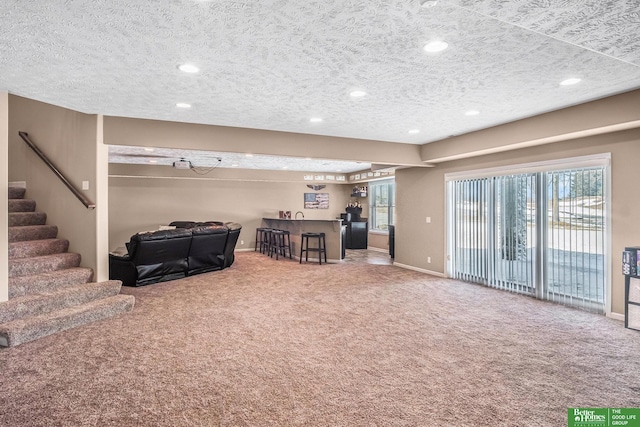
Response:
[0,187,135,347]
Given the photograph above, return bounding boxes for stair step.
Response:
[8,224,58,242]
[8,187,26,199]
[9,268,94,298]
[0,294,135,347]
[9,238,69,259]
[9,211,47,227]
[8,199,36,212]
[9,252,81,278]
[0,280,124,324]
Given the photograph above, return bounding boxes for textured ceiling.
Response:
[2,0,639,149]
[108,144,370,173]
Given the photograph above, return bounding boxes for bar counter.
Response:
[262,218,344,261]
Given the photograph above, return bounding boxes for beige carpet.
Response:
[1,251,639,426]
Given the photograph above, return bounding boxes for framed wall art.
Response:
[304,192,329,209]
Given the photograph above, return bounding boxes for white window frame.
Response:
[369,178,395,233]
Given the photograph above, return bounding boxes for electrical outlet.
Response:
[427,257,431,263]
[82,181,89,190]
[426,216,431,223]
[240,240,244,245]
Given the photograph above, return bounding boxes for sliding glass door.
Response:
[451,178,489,284]
[544,168,606,311]
[448,159,608,313]
[492,174,537,294]
[451,174,536,295]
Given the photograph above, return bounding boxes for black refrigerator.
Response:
[341,211,368,249]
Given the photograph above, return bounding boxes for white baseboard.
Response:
[607,312,625,322]
[393,262,446,278]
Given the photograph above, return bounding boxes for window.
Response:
[369,179,395,232]
[446,155,609,313]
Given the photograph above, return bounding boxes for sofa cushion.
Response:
[222,222,243,268]
[187,225,229,275]
[129,228,193,285]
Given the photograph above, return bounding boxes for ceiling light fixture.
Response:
[350,90,367,98]
[310,117,323,123]
[560,77,582,86]
[176,103,191,108]
[408,129,420,134]
[245,153,253,157]
[465,110,480,116]
[144,147,154,152]
[423,40,449,53]
[178,63,199,73]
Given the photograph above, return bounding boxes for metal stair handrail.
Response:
[18,131,96,210]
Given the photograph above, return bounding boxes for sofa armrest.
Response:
[109,253,138,287]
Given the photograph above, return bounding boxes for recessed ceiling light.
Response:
[176,103,191,108]
[560,77,582,86]
[231,164,239,167]
[350,90,367,98]
[423,40,449,53]
[408,129,421,134]
[178,64,199,73]
[282,166,289,170]
[465,110,480,116]
[310,117,323,123]
[245,153,253,157]
[149,159,157,163]
[144,147,154,152]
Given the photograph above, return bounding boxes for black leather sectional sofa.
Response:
[109,221,242,287]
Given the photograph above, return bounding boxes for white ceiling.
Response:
[2,0,639,157]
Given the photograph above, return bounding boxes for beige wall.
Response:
[396,128,640,316]
[108,164,351,251]
[0,92,8,302]
[368,232,389,251]
[8,95,100,273]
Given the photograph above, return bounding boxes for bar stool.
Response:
[259,228,274,254]
[255,227,269,252]
[300,232,327,264]
[271,229,292,260]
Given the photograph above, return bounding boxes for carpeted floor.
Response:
[1,251,639,426]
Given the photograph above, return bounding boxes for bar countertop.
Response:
[261,217,345,261]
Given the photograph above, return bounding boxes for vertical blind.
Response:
[448,163,607,313]
[545,168,606,312]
